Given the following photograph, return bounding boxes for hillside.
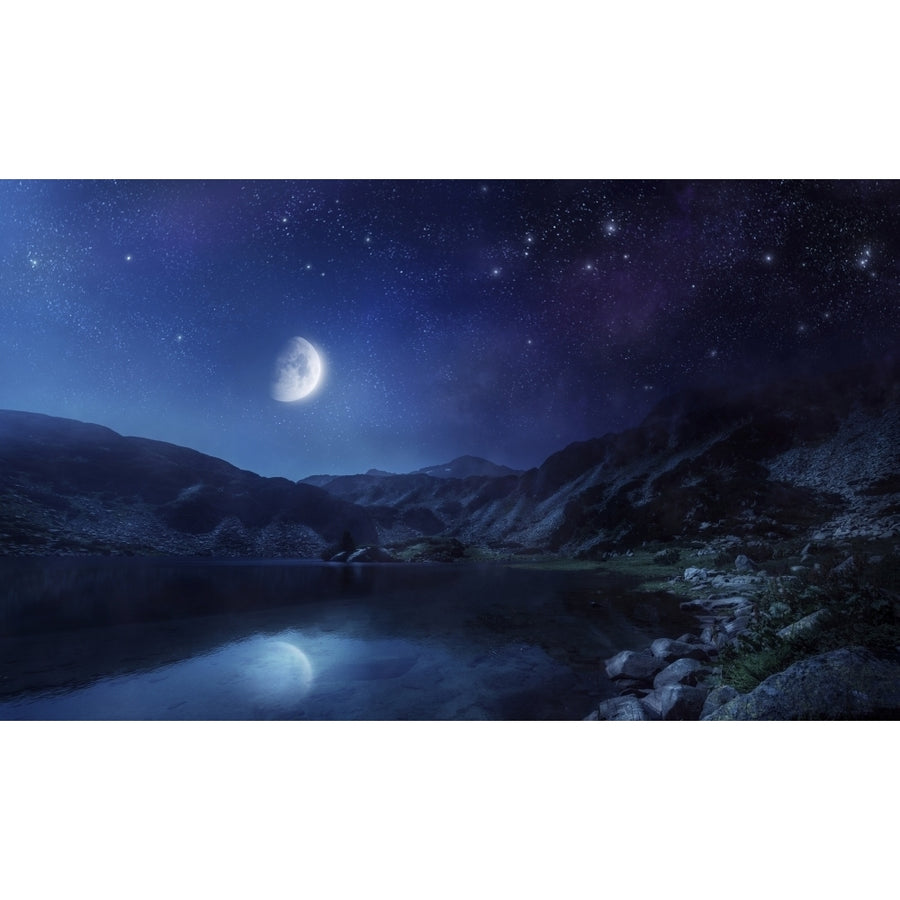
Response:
[308,359,900,556]
[0,410,377,557]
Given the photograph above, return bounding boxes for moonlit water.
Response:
[0,559,696,720]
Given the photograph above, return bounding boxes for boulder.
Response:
[676,633,707,645]
[777,609,831,641]
[705,647,900,719]
[594,695,659,721]
[699,624,717,644]
[640,690,663,717]
[723,614,752,636]
[683,567,709,582]
[734,554,758,572]
[347,546,397,563]
[700,685,741,719]
[653,657,710,690]
[830,555,860,578]
[714,631,737,650]
[650,637,712,664]
[680,595,749,613]
[604,649,665,682]
[659,684,709,720]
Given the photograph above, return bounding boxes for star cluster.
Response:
[1,180,898,478]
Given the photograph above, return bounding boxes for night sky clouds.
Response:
[1,179,898,479]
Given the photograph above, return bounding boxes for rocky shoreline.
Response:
[586,552,900,721]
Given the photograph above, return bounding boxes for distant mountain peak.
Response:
[413,455,523,479]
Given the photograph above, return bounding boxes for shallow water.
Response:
[0,558,696,720]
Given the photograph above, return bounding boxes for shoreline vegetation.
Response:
[577,540,900,720]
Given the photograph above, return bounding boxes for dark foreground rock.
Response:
[700,685,741,719]
[650,637,713,664]
[605,649,665,682]
[659,684,709,720]
[704,647,900,720]
[590,696,658,721]
[653,657,712,690]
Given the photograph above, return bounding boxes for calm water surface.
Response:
[0,558,696,720]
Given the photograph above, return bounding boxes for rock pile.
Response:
[586,549,900,721]
[587,586,754,721]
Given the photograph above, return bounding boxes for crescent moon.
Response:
[271,336,323,401]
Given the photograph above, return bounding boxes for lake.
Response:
[0,558,696,720]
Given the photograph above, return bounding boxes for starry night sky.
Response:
[2,179,898,480]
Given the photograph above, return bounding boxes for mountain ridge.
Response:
[0,409,378,556]
[304,358,900,554]
[2,358,899,557]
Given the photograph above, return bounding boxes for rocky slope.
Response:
[300,468,522,546]
[308,358,900,555]
[0,410,377,557]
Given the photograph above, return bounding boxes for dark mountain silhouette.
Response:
[307,358,900,555]
[0,410,377,556]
